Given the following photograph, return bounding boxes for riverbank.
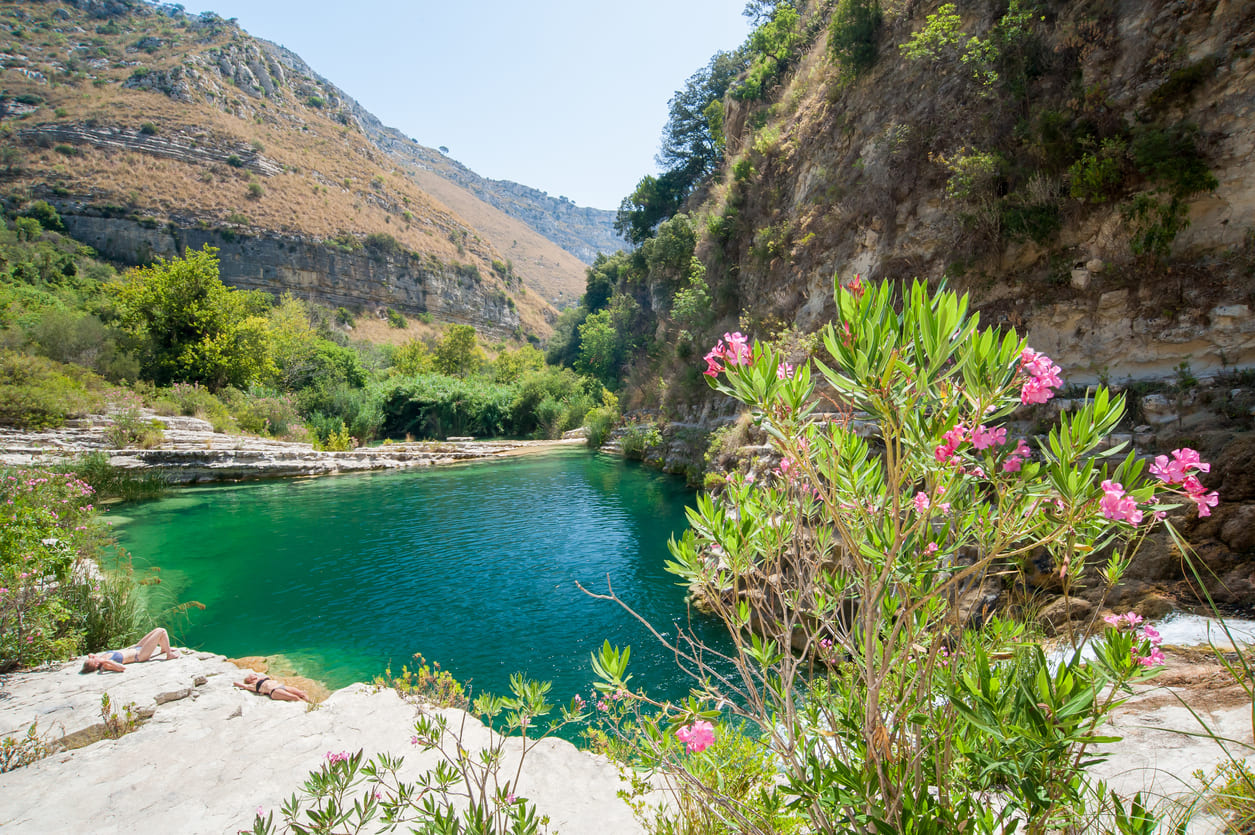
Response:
[0,412,587,483]
[0,638,1249,833]
[0,649,649,834]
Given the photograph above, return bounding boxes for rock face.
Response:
[58,214,520,335]
[0,652,647,834]
[0,414,584,484]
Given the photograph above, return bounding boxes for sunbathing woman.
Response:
[81,627,180,673]
[234,672,310,703]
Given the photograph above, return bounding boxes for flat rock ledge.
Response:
[0,651,648,834]
[0,414,586,483]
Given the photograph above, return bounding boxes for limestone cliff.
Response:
[662,0,1255,389]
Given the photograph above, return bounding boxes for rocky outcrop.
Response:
[0,414,583,483]
[57,214,521,335]
[18,123,282,176]
[0,651,648,834]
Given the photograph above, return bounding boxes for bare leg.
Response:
[135,627,179,662]
[270,686,308,703]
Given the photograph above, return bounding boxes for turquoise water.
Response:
[112,449,727,706]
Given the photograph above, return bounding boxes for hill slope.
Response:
[0,0,609,337]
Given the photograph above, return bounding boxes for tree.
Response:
[657,51,745,189]
[391,338,434,376]
[106,245,275,389]
[433,324,483,377]
[614,170,689,246]
[829,0,882,76]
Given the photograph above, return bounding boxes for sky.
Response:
[176,1,754,211]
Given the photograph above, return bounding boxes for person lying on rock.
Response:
[234,672,310,703]
[81,627,181,673]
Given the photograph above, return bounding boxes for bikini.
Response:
[253,676,291,698]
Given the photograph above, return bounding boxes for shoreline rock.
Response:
[0,413,586,484]
[0,650,648,834]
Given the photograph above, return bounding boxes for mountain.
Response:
[0,0,616,336]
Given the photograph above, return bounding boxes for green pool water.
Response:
[112,449,728,706]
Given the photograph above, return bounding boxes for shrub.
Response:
[384,308,406,329]
[64,451,167,502]
[102,407,165,449]
[226,154,243,168]
[0,351,106,429]
[1068,138,1127,203]
[246,182,264,199]
[619,422,662,460]
[589,279,1215,834]
[139,122,158,135]
[373,653,467,708]
[0,468,136,670]
[22,200,65,233]
[829,0,882,76]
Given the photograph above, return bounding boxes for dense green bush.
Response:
[378,374,515,440]
[0,351,109,429]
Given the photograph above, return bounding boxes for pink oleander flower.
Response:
[970,425,1007,451]
[506,793,517,804]
[1124,612,1144,627]
[1002,455,1023,473]
[1150,447,1210,484]
[937,502,951,515]
[675,720,715,754]
[1019,348,1062,404]
[1189,489,1219,517]
[935,443,956,463]
[1020,376,1053,405]
[913,492,930,513]
[846,274,865,299]
[776,362,795,380]
[943,424,968,448]
[1099,480,1143,526]
[1138,647,1166,667]
[924,542,939,555]
[723,332,752,366]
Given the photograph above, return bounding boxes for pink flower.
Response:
[924,542,939,555]
[935,443,956,463]
[937,502,951,515]
[1020,377,1053,405]
[1002,456,1023,473]
[1189,489,1219,517]
[675,720,715,754]
[970,425,1007,451]
[1150,447,1210,484]
[1123,612,1144,627]
[913,492,930,513]
[1103,614,1122,627]
[1099,480,1143,526]
[723,332,752,366]
[1019,348,1062,404]
[1138,647,1166,667]
[846,274,865,299]
[943,424,968,448]
[702,348,725,377]
[776,362,795,380]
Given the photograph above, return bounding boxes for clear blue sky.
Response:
[177,1,753,210]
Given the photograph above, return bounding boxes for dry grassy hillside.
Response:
[0,1,594,339]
